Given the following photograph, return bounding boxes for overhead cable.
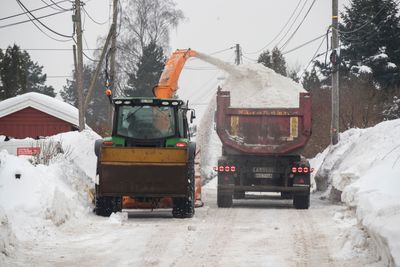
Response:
[245,0,304,54]
[0,0,70,21]
[282,32,328,55]
[15,0,73,39]
[280,0,317,51]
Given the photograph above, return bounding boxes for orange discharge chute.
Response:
[153,49,198,99]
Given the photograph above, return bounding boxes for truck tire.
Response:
[217,176,233,207]
[217,189,233,207]
[281,192,293,199]
[293,194,310,209]
[233,191,245,199]
[95,195,122,217]
[172,158,195,218]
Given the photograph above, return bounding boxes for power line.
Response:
[82,6,108,25]
[0,48,100,51]
[48,0,71,11]
[299,32,328,78]
[245,0,304,55]
[0,9,70,30]
[282,32,328,55]
[11,2,72,42]
[279,0,317,51]
[0,0,70,21]
[15,0,73,39]
[275,0,310,49]
[73,37,98,62]
[209,46,235,55]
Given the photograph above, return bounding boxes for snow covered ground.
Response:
[1,55,399,266]
[313,119,400,266]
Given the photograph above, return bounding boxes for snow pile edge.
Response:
[313,119,400,266]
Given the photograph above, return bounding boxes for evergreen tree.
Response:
[271,47,287,76]
[257,50,272,69]
[302,67,321,91]
[126,42,166,97]
[0,44,54,100]
[257,47,287,76]
[339,0,400,88]
[60,64,110,130]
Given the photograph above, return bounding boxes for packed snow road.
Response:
[5,179,383,267]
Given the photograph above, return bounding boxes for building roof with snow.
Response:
[0,92,79,127]
[0,92,80,139]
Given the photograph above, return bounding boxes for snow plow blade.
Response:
[98,147,188,197]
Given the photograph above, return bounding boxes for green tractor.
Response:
[94,97,197,218]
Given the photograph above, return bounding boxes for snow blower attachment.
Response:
[94,49,202,218]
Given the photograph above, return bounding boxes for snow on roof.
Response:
[0,92,79,127]
[196,53,306,108]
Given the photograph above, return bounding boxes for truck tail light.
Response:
[298,167,303,173]
[292,167,297,173]
[303,167,309,173]
[216,165,236,172]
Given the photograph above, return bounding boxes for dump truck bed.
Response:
[98,147,188,197]
[216,91,312,155]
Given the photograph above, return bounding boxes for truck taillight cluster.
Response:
[291,166,313,173]
[214,166,236,172]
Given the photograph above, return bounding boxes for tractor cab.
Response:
[111,97,195,147]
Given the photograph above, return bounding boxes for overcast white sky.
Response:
[0,0,350,99]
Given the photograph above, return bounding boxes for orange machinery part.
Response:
[153,49,198,98]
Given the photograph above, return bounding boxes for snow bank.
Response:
[314,119,400,266]
[49,129,101,180]
[0,207,17,262]
[0,130,98,264]
[196,53,306,108]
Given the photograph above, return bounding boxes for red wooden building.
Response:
[0,92,79,139]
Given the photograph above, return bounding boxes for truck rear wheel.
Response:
[217,174,233,207]
[172,159,195,218]
[217,189,233,207]
[233,191,245,199]
[293,194,310,209]
[95,195,122,217]
[281,192,293,199]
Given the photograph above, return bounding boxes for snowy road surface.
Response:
[5,181,384,267]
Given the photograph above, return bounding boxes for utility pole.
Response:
[109,0,118,93]
[73,0,85,131]
[331,0,340,145]
[235,43,241,65]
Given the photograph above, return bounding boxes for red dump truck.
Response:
[215,88,312,209]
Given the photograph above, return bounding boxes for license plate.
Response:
[253,167,274,173]
[254,173,273,179]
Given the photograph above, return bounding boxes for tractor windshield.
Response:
[116,105,176,139]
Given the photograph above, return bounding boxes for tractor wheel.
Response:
[293,194,310,209]
[172,158,195,219]
[94,186,122,217]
